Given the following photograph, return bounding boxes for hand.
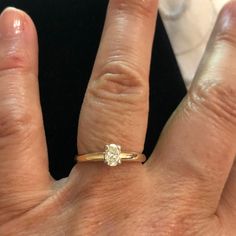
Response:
[1,1,236,235]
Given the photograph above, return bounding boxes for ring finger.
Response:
[77,0,159,161]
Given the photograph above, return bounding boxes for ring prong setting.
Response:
[104,144,122,167]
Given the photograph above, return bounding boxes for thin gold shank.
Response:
[76,152,146,163]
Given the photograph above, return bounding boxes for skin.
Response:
[0,0,236,235]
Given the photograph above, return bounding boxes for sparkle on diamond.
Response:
[104,144,121,167]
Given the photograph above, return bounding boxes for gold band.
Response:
[76,144,146,167]
[77,152,146,162]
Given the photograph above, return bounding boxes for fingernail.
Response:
[0,7,25,39]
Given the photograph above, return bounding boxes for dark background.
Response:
[0,1,186,179]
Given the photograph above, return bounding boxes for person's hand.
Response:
[1,1,236,235]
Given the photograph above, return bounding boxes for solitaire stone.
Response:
[104,144,121,167]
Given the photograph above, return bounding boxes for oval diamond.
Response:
[104,144,121,167]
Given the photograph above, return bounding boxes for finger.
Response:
[0,8,51,220]
[218,4,236,217]
[147,1,236,214]
[218,4,236,219]
[77,0,159,156]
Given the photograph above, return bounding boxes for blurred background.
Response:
[159,0,230,88]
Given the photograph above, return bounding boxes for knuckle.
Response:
[0,46,30,72]
[89,61,148,106]
[113,0,156,18]
[188,81,236,129]
[215,27,236,49]
[0,103,35,141]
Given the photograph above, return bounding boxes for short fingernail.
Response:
[0,7,25,39]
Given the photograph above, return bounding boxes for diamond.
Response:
[104,144,121,167]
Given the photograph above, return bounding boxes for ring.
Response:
[76,144,146,167]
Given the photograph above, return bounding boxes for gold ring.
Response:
[76,144,146,167]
